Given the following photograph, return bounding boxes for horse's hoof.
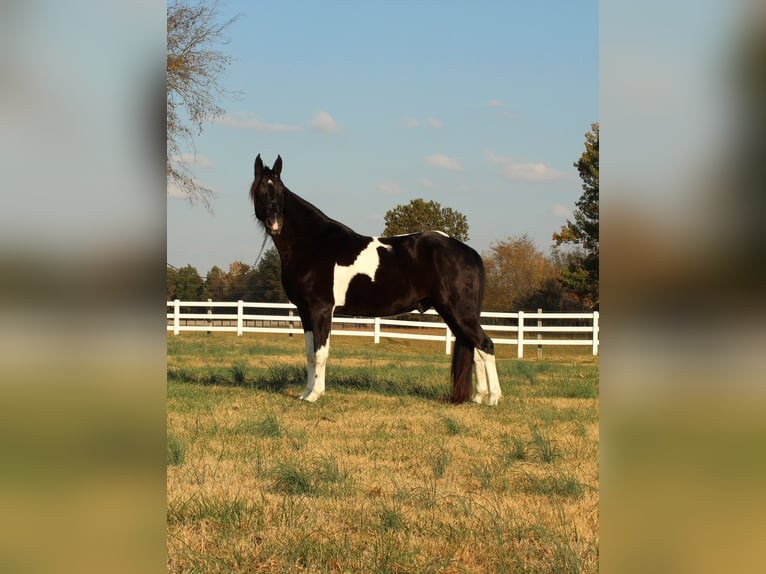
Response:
[471,393,487,404]
[300,391,321,403]
[487,394,501,406]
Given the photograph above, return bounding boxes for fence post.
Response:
[537,307,542,358]
[445,324,452,355]
[237,300,244,336]
[173,299,180,335]
[288,309,294,338]
[517,311,524,359]
[592,311,599,355]
[374,316,381,344]
[207,298,212,335]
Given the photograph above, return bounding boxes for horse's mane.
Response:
[283,188,358,236]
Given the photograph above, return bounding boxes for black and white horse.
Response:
[250,155,501,405]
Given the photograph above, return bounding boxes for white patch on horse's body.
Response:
[472,348,501,405]
[332,237,392,307]
[390,230,449,238]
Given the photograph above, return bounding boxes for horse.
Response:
[249,154,501,405]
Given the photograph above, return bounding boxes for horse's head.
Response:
[250,154,285,235]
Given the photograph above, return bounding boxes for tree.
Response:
[167,0,238,206]
[482,234,558,311]
[204,265,226,300]
[516,277,582,312]
[223,260,251,301]
[382,198,469,242]
[167,265,178,300]
[553,123,599,308]
[247,248,287,302]
[174,264,204,300]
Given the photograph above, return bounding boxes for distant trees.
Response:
[167,248,288,302]
[248,248,286,302]
[167,264,204,300]
[203,266,226,300]
[482,235,558,311]
[382,198,469,242]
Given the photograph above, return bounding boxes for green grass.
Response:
[166,431,186,466]
[271,461,314,495]
[167,332,599,573]
[231,412,282,438]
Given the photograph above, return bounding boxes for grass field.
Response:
[167,333,599,573]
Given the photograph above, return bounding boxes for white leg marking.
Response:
[300,332,316,400]
[302,339,330,403]
[476,349,502,406]
[472,348,488,404]
[333,237,392,307]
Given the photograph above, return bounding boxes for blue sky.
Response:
[167,1,598,273]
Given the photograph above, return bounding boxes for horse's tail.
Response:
[450,337,474,403]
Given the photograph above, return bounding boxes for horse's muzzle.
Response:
[268,220,282,235]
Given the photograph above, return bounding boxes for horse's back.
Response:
[380,230,485,297]
[389,230,483,275]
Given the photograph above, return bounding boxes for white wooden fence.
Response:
[167,300,599,358]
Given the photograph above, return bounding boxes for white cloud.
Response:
[424,153,463,171]
[551,203,572,218]
[419,177,434,189]
[504,162,569,183]
[485,150,569,183]
[376,182,402,196]
[484,99,518,120]
[209,112,302,132]
[309,110,341,133]
[405,116,442,129]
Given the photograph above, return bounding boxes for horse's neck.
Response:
[273,191,328,264]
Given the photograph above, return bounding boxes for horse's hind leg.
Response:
[472,348,489,404]
[476,344,501,406]
[438,305,502,405]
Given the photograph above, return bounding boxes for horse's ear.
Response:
[254,154,263,179]
[273,155,282,176]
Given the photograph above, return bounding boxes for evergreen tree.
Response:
[553,123,599,308]
[248,248,287,302]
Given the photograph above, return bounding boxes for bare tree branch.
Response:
[167,0,239,206]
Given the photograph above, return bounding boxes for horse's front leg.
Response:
[300,306,333,403]
[301,331,316,400]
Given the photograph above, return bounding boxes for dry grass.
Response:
[168,333,598,573]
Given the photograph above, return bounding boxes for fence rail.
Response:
[167,300,599,358]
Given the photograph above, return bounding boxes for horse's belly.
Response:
[335,274,419,318]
